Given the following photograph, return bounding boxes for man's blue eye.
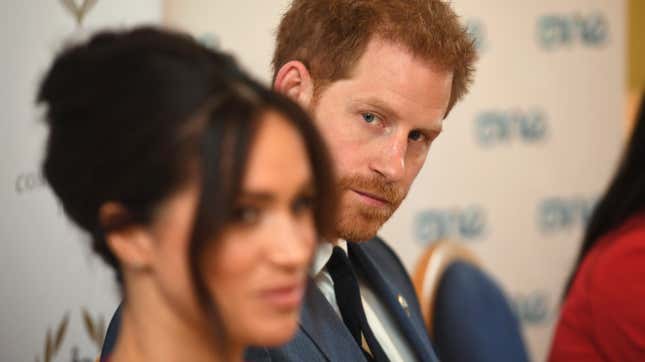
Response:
[409,130,425,142]
[362,113,377,123]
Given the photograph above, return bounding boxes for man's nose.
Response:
[368,134,407,182]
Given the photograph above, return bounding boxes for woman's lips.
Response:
[259,282,305,309]
[351,189,389,207]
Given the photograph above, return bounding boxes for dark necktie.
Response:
[326,246,390,362]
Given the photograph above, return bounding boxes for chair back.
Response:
[412,240,479,336]
[412,241,529,362]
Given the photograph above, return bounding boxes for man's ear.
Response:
[273,60,315,108]
[99,202,154,271]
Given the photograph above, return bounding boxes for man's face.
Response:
[310,37,453,241]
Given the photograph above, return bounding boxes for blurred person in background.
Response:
[245,0,477,361]
[549,93,645,361]
[38,27,336,362]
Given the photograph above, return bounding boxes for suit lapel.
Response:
[298,278,367,362]
[349,241,438,362]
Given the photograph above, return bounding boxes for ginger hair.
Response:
[273,0,477,115]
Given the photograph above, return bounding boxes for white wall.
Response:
[384,2,625,360]
[0,2,161,361]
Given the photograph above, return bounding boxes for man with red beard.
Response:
[247,1,477,361]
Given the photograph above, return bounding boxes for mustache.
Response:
[339,175,406,205]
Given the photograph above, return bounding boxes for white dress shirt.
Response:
[311,240,416,362]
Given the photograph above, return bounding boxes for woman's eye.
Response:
[233,206,260,224]
[292,196,314,214]
[361,112,378,124]
[409,130,427,142]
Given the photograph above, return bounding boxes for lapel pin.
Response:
[398,294,410,317]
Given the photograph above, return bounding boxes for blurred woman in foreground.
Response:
[549,94,645,361]
[38,27,336,362]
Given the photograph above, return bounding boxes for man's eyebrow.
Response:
[350,97,401,120]
[423,122,443,136]
[351,97,443,134]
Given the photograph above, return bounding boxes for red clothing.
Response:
[549,213,645,361]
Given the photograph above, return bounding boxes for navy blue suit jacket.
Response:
[101,237,437,361]
[245,237,439,362]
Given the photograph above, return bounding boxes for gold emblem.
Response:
[35,308,105,362]
[35,313,69,362]
[82,307,106,349]
[398,294,410,317]
[60,0,99,26]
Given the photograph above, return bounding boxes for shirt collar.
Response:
[311,239,348,276]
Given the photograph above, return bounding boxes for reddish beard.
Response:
[335,174,407,241]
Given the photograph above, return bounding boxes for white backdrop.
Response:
[383,2,625,360]
[1,1,625,361]
[0,1,161,361]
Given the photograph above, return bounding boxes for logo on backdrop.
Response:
[511,291,552,325]
[15,171,46,194]
[538,196,596,234]
[60,0,99,26]
[537,12,609,50]
[414,206,486,245]
[35,308,106,362]
[475,108,548,147]
[465,19,488,53]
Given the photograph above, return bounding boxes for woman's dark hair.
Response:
[37,27,337,351]
[564,94,645,297]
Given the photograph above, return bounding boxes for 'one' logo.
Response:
[537,12,609,50]
[511,291,552,325]
[475,108,548,147]
[538,196,596,234]
[414,206,486,245]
